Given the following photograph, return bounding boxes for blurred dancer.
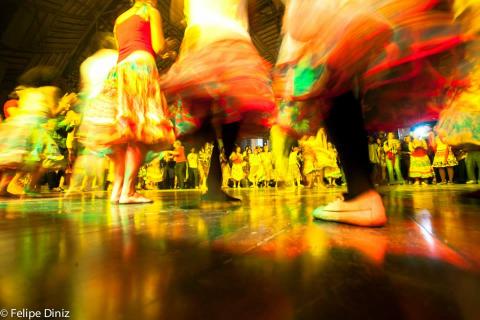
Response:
[79,0,174,204]
[288,147,302,187]
[437,1,480,147]
[0,67,74,196]
[162,0,275,201]
[324,142,343,187]
[260,145,274,187]
[273,0,465,226]
[68,33,118,194]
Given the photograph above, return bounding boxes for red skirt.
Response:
[161,40,276,138]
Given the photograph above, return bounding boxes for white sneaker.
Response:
[312,190,387,227]
[466,180,477,184]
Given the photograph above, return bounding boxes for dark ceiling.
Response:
[0,0,284,99]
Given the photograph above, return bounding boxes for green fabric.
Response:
[293,61,325,97]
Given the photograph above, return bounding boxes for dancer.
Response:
[324,142,343,187]
[0,67,74,197]
[288,147,302,188]
[162,0,275,201]
[78,0,175,204]
[67,33,118,194]
[248,146,262,188]
[272,0,465,226]
[230,146,245,188]
[408,134,434,185]
[220,148,231,189]
[300,136,317,188]
[431,130,458,184]
[260,145,274,187]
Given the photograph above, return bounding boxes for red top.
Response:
[116,15,155,63]
[411,147,428,157]
[173,146,186,163]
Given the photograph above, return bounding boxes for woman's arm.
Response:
[149,6,165,54]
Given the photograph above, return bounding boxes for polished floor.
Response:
[0,185,479,320]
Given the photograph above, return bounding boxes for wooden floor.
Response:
[0,185,479,320]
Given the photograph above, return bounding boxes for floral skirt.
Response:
[433,148,458,168]
[409,155,433,178]
[79,55,175,151]
[161,40,276,138]
[437,88,480,147]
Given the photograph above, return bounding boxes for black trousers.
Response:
[175,162,187,189]
[324,91,374,199]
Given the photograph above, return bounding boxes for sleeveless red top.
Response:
[116,15,155,63]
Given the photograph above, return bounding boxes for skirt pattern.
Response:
[432,147,458,167]
[437,86,480,147]
[79,56,175,150]
[409,155,434,178]
[161,40,276,137]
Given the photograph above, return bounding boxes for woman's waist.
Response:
[118,48,155,64]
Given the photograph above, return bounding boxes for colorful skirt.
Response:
[79,55,175,151]
[437,87,480,147]
[433,148,458,167]
[0,114,65,170]
[161,40,276,138]
[274,3,468,134]
[409,155,434,178]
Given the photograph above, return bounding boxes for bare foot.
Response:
[312,190,387,227]
[118,193,153,205]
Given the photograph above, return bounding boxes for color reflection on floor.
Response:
[0,185,479,320]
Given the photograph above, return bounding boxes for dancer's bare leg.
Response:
[447,167,454,183]
[119,143,151,204]
[438,168,447,183]
[109,145,126,203]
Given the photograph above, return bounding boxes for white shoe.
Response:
[312,190,387,227]
[466,180,477,184]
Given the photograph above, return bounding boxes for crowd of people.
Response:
[368,130,479,186]
[0,0,479,228]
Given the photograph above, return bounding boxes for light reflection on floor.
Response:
[0,185,479,319]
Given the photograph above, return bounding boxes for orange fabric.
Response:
[3,99,18,119]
